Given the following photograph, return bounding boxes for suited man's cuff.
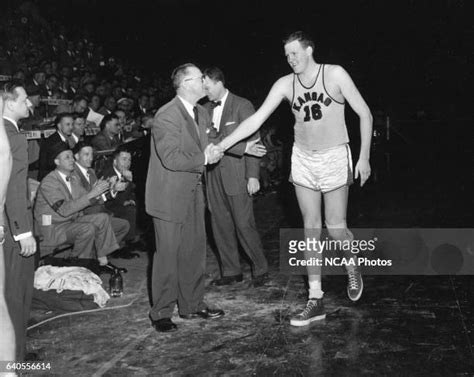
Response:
[13,231,33,241]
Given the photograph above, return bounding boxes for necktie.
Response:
[193,106,200,136]
[66,136,75,148]
[211,100,222,108]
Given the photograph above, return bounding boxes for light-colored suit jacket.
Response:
[145,96,209,223]
[34,169,91,245]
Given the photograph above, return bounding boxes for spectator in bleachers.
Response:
[100,148,141,247]
[98,96,116,115]
[72,142,133,257]
[38,113,75,180]
[136,94,149,115]
[92,113,122,151]
[44,74,59,97]
[71,112,86,143]
[89,94,101,112]
[29,68,47,96]
[34,143,126,273]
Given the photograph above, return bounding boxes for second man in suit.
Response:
[203,67,269,287]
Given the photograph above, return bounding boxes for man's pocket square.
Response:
[225,121,236,126]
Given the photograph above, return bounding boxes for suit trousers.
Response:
[207,171,268,277]
[150,185,207,320]
[109,205,137,241]
[110,216,130,245]
[60,213,119,258]
[3,233,35,360]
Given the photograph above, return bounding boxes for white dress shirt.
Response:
[211,89,229,132]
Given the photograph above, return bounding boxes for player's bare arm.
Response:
[218,75,292,151]
[328,65,373,186]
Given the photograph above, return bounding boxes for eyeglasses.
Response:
[183,76,204,83]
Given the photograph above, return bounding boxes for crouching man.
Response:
[34,142,126,273]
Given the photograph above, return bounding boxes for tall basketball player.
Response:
[217,31,373,326]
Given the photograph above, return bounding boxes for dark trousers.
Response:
[149,186,206,320]
[108,205,137,241]
[208,171,268,277]
[3,233,35,360]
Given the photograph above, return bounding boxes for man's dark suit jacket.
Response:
[3,117,35,360]
[204,92,260,196]
[91,129,122,152]
[145,96,209,223]
[38,131,68,181]
[101,164,136,211]
[3,118,33,237]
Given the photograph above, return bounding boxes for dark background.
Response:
[34,0,472,119]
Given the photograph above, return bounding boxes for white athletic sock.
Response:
[98,256,108,266]
[308,280,324,299]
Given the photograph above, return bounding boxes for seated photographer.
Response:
[100,147,143,250]
[72,142,138,259]
[34,143,126,273]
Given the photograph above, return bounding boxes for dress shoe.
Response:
[151,318,177,332]
[99,263,128,274]
[252,272,269,287]
[210,274,243,286]
[180,307,225,320]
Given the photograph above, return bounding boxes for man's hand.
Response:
[354,159,371,187]
[88,179,109,199]
[245,138,267,157]
[247,177,260,195]
[204,143,224,165]
[113,181,128,192]
[19,235,37,257]
[123,170,133,181]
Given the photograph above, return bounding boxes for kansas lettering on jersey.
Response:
[291,64,349,151]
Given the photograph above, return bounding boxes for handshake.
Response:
[204,143,224,165]
[204,138,267,165]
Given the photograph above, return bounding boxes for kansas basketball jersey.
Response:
[291,64,349,151]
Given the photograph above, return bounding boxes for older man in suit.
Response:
[202,67,269,287]
[146,63,224,333]
[34,143,125,273]
[2,81,37,360]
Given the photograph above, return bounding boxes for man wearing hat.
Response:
[34,143,126,272]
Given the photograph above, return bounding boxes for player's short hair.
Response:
[283,31,315,51]
[1,80,24,102]
[171,63,197,90]
[203,67,225,86]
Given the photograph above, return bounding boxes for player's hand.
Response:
[355,159,371,187]
[245,138,267,157]
[205,143,223,165]
[247,177,260,195]
[19,235,37,257]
